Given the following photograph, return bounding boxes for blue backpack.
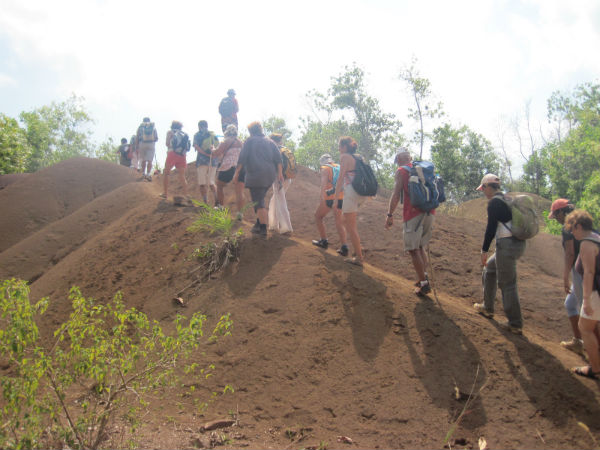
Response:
[402,161,446,212]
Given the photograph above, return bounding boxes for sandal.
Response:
[572,365,598,380]
[345,257,363,267]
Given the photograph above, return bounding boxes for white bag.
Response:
[268,179,293,233]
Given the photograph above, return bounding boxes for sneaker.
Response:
[259,226,267,238]
[498,321,523,335]
[312,238,328,249]
[561,337,585,355]
[146,175,152,182]
[473,303,494,318]
[251,220,261,234]
[337,245,349,257]
[415,281,431,296]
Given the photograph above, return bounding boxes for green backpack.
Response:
[497,193,539,240]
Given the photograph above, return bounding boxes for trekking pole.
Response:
[426,245,442,306]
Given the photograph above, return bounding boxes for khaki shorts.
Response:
[581,290,600,321]
[138,142,155,162]
[342,184,366,213]
[403,213,434,251]
[197,165,217,186]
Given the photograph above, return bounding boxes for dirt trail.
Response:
[0,158,598,449]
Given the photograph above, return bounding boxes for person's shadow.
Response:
[501,327,600,430]
[226,234,296,298]
[323,252,393,362]
[402,296,488,429]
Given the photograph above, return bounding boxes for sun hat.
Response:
[548,198,571,219]
[319,154,333,165]
[476,174,500,191]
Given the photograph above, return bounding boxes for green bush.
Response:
[0,279,232,449]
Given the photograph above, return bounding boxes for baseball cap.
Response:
[476,174,500,191]
[319,154,333,165]
[548,198,571,219]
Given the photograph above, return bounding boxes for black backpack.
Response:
[351,155,378,196]
[219,97,235,117]
[171,130,190,155]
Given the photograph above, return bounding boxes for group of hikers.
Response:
[117,88,600,382]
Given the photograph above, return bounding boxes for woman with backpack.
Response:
[160,120,189,202]
[333,136,365,266]
[213,124,244,218]
[312,153,348,256]
[565,209,600,379]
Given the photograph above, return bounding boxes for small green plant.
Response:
[188,203,244,276]
[542,209,562,235]
[0,279,232,449]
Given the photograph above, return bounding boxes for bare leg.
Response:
[163,166,171,197]
[315,202,330,240]
[235,182,245,213]
[177,169,188,197]
[343,212,363,262]
[334,207,347,246]
[579,317,600,372]
[216,180,226,206]
[257,207,268,225]
[409,248,427,282]
[570,315,583,340]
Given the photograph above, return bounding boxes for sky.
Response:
[1,0,599,171]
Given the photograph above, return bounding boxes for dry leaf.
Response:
[478,436,487,450]
[337,435,354,444]
[172,297,185,306]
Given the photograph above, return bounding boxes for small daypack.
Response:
[402,161,445,212]
[496,193,539,240]
[352,155,378,196]
[171,130,191,156]
[281,147,297,179]
[141,122,155,142]
[219,97,235,117]
[324,163,340,188]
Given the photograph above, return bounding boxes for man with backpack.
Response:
[473,174,527,335]
[161,120,190,202]
[193,120,220,205]
[136,117,158,181]
[117,138,131,167]
[385,150,436,296]
[312,153,348,256]
[218,89,239,133]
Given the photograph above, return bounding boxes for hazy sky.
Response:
[1,0,599,168]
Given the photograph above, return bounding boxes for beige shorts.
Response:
[403,213,434,251]
[342,184,366,213]
[197,165,217,186]
[581,290,600,321]
[138,142,155,162]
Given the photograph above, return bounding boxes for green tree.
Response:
[296,119,354,170]
[95,137,119,163]
[0,114,31,174]
[19,95,95,171]
[431,123,501,202]
[262,116,296,150]
[399,57,444,159]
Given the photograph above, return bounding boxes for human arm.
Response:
[563,236,576,294]
[481,197,511,265]
[581,241,599,316]
[319,168,329,203]
[386,169,403,229]
[334,154,351,208]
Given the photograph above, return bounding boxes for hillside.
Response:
[0,159,598,449]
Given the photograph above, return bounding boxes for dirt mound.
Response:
[0,157,137,252]
[443,192,552,223]
[0,173,29,190]
[0,159,598,449]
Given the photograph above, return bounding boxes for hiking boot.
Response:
[415,281,431,296]
[561,337,585,356]
[259,226,267,238]
[498,321,523,335]
[473,303,494,318]
[251,220,261,234]
[312,238,328,249]
[337,244,349,257]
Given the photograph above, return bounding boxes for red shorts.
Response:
[165,151,187,171]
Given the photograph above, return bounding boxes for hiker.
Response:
[218,89,239,133]
[161,120,190,201]
[565,209,600,379]
[312,153,348,256]
[117,138,131,167]
[333,136,365,266]
[213,124,245,218]
[267,133,293,234]
[136,117,158,181]
[193,120,220,205]
[385,150,435,296]
[473,174,526,335]
[129,134,140,171]
[233,121,283,237]
[549,199,585,354]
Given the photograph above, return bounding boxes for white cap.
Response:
[476,174,500,191]
[319,154,333,165]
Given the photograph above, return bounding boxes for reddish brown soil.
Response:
[1,158,599,449]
